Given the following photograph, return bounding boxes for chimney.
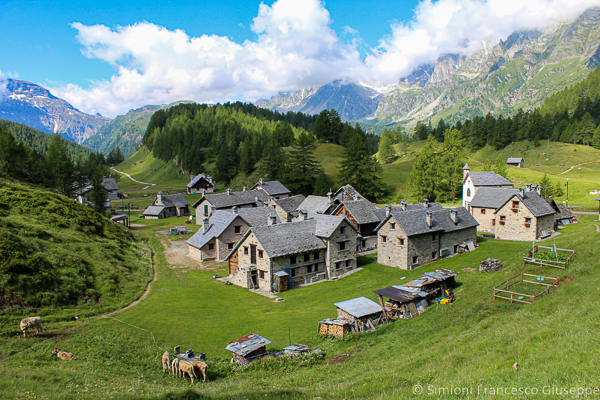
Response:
[226,188,232,195]
[327,191,334,205]
[207,175,213,183]
[201,189,206,196]
[210,205,216,215]
[400,200,407,211]
[202,218,209,234]
[232,206,238,214]
[298,209,308,221]
[423,199,429,208]
[243,186,247,191]
[426,211,432,228]
[536,186,542,196]
[450,209,458,225]
[519,187,525,197]
[526,183,532,192]
[386,204,392,217]
[157,191,163,205]
[259,178,264,185]
[268,213,277,225]
[190,175,195,181]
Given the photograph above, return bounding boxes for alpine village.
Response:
[2,3,600,399]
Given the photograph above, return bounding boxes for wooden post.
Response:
[378,295,389,324]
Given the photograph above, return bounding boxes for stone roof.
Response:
[334,200,381,224]
[466,171,513,187]
[545,199,574,221]
[375,207,478,236]
[160,193,189,208]
[187,174,214,189]
[233,206,281,227]
[506,157,523,163]
[102,177,119,191]
[496,191,555,217]
[334,184,368,202]
[252,180,291,196]
[308,213,355,237]
[372,202,444,220]
[186,211,239,249]
[470,187,520,209]
[272,195,306,213]
[296,195,334,214]
[249,220,327,258]
[142,205,165,216]
[193,190,269,209]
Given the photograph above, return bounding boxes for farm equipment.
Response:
[438,289,455,305]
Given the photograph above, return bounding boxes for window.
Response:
[381,235,387,243]
[340,226,346,234]
[313,252,320,260]
[244,247,249,255]
[227,242,234,250]
[512,201,519,210]
[390,222,396,230]
[399,238,405,246]
[258,250,264,258]
[304,254,310,262]
[339,241,347,251]
[453,245,458,254]
[432,251,437,260]
[499,215,506,225]
[345,260,351,268]
[467,188,471,197]
[525,217,532,227]
[208,243,215,250]
[335,262,342,270]
[291,268,298,277]
[307,264,313,273]
[432,233,438,242]
[290,256,296,264]
[314,263,321,271]
[259,270,265,279]
[234,225,242,234]
[481,209,486,214]
[412,256,418,265]
[492,219,496,226]
[204,205,209,215]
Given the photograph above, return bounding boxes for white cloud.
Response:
[0,71,8,102]
[53,0,600,118]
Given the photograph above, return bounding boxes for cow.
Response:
[188,359,208,382]
[171,358,180,378]
[52,348,76,360]
[178,360,197,384]
[20,317,43,338]
[161,351,171,373]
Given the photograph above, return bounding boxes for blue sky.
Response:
[2,0,598,118]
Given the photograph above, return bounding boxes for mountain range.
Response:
[2,7,600,157]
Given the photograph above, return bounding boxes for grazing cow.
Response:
[188,360,208,382]
[178,360,197,384]
[171,358,180,378]
[161,351,171,373]
[20,317,43,338]
[52,348,76,360]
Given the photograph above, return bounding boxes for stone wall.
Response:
[406,232,440,269]
[377,218,409,269]
[440,227,477,255]
[214,217,250,261]
[471,207,496,233]
[195,199,213,223]
[536,214,555,238]
[325,219,358,278]
[231,231,272,291]
[495,198,539,241]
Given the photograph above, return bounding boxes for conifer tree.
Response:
[258,134,288,182]
[483,159,492,171]
[378,133,396,164]
[313,168,334,196]
[339,131,385,201]
[538,173,555,198]
[409,135,440,201]
[286,132,320,195]
[493,154,508,178]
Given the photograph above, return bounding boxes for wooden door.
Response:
[250,245,257,265]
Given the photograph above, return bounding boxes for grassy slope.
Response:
[1,214,599,399]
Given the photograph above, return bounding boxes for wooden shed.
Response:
[334,297,383,333]
[226,332,271,365]
[318,318,350,338]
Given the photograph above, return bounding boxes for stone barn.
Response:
[226,333,271,365]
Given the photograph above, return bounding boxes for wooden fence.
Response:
[493,273,559,304]
[522,245,576,269]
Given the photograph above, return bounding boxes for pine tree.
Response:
[593,124,600,149]
[286,132,320,195]
[339,131,385,201]
[409,135,440,201]
[493,154,508,178]
[538,173,555,198]
[483,159,492,171]
[314,110,342,144]
[378,133,396,164]
[258,135,288,182]
[313,168,334,196]
[46,135,76,197]
[237,141,254,175]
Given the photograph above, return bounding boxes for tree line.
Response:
[0,122,114,213]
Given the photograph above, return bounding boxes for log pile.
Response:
[479,258,502,272]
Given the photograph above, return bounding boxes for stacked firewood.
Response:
[479,258,503,272]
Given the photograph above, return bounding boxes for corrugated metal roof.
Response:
[334,296,382,318]
[225,332,271,357]
[506,157,523,163]
[373,286,422,303]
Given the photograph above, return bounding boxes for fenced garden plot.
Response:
[522,245,576,269]
[493,273,559,304]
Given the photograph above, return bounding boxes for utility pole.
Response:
[565,178,569,208]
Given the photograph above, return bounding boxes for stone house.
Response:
[462,164,513,209]
[187,206,281,262]
[295,193,338,215]
[142,192,190,219]
[192,188,269,221]
[268,194,306,222]
[469,187,520,233]
[251,179,291,199]
[102,177,120,199]
[506,157,524,168]
[186,174,215,194]
[494,187,555,241]
[376,207,478,270]
[225,211,359,292]
[335,184,370,203]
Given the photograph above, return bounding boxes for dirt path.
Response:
[558,163,583,175]
[111,167,156,189]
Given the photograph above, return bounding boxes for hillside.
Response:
[1,120,93,159]
[0,79,110,143]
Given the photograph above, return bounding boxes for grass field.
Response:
[1,212,599,399]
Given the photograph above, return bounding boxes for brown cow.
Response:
[52,348,76,360]
[188,359,208,382]
[161,351,171,373]
[178,360,197,384]
[20,317,43,338]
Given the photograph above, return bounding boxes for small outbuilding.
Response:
[318,318,351,338]
[186,174,215,194]
[226,333,271,365]
[506,157,524,168]
[334,296,383,333]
